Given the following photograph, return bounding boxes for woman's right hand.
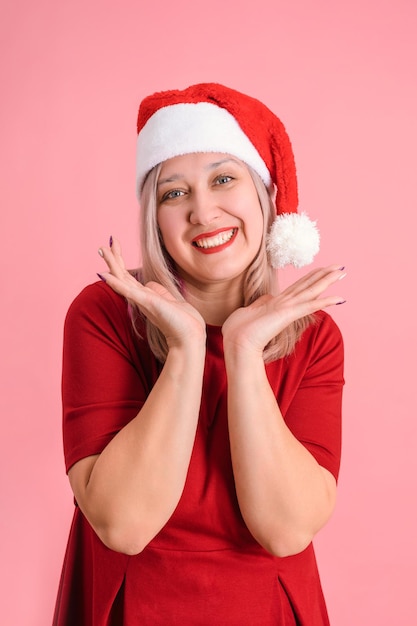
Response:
[98,237,206,349]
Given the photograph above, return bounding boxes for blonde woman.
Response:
[54,83,345,626]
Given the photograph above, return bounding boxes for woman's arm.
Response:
[68,240,207,555]
[222,265,345,557]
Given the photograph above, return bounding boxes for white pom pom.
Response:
[266,212,320,268]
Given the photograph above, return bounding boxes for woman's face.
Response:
[156,152,264,291]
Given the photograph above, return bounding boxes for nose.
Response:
[189,189,222,225]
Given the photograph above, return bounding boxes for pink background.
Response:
[1,0,416,623]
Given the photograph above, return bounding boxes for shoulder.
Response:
[63,279,156,371]
[64,280,146,343]
[301,310,343,351]
[66,279,144,328]
[66,280,125,318]
[306,311,343,343]
[295,310,344,379]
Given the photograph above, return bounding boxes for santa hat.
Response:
[136,83,319,268]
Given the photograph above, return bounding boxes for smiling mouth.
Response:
[193,228,237,249]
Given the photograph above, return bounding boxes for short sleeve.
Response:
[270,312,344,481]
[62,281,160,472]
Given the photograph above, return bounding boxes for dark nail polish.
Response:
[336,300,346,305]
[97,273,106,283]
[109,235,113,247]
[339,266,345,271]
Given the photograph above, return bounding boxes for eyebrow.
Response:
[157,157,244,187]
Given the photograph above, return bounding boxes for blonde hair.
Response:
[136,162,313,363]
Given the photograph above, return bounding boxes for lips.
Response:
[192,228,237,253]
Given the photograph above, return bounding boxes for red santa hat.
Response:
[136,83,320,268]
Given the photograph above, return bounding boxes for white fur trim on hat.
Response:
[266,212,320,268]
[136,102,271,191]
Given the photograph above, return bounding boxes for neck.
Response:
[181,278,245,326]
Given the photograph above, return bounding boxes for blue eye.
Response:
[217,175,232,185]
[162,189,184,201]
[216,175,232,185]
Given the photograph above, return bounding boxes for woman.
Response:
[54,83,345,625]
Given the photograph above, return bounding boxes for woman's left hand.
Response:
[222,265,346,355]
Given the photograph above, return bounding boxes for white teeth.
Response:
[194,229,235,249]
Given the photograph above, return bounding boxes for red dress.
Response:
[54,281,344,625]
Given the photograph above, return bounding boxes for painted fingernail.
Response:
[97,273,106,283]
[109,235,113,247]
[336,299,346,305]
[98,248,104,257]
[339,266,345,271]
